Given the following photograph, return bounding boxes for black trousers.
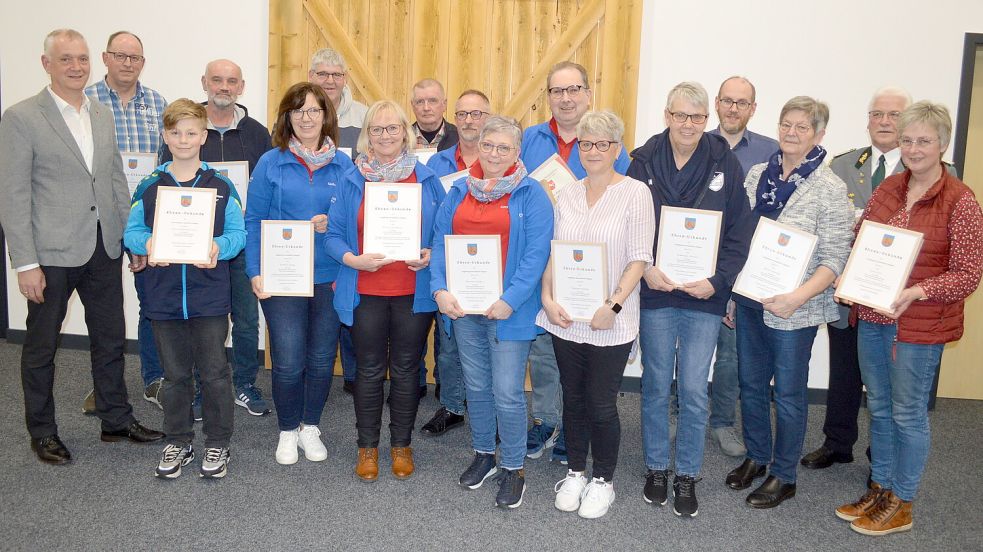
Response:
[21,229,134,438]
[822,324,863,454]
[351,294,432,448]
[552,335,632,481]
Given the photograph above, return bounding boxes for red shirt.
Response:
[357,170,418,296]
[549,118,576,162]
[452,193,511,270]
[454,146,469,171]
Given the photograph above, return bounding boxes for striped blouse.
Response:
[536,175,656,346]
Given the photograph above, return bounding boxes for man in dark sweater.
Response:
[410,79,458,152]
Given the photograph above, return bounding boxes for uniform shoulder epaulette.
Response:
[832,148,858,160]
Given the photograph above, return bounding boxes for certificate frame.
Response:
[654,206,722,285]
[445,234,503,315]
[260,220,315,297]
[550,240,608,322]
[439,168,469,193]
[414,147,439,166]
[529,153,578,203]
[834,220,924,312]
[149,186,217,265]
[120,152,157,198]
[362,181,423,261]
[210,161,250,212]
[732,218,818,302]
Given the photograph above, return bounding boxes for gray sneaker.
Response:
[713,426,747,457]
[200,447,231,479]
[156,444,194,479]
[144,378,164,410]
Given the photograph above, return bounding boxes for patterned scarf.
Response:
[356,149,418,182]
[754,145,827,213]
[288,136,336,171]
[466,160,528,203]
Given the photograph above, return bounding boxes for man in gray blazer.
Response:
[0,29,162,465]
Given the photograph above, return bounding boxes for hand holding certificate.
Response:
[529,153,577,203]
[654,206,722,286]
[732,218,818,302]
[444,235,503,315]
[149,186,217,265]
[550,241,608,322]
[362,182,423,261]
[834,221,923,313]
[261,220,314,297]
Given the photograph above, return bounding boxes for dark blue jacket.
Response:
[160,103,272,174]
[520,121,631,177]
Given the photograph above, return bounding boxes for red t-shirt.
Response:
[452,186,511,271]
[549,118,576,162]
[357,170,418,296]
[454,146,469,171]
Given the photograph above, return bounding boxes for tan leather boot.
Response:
[355,447,379,482]
[851,490,913,536]
[835,483,884,521]
[391,447,414,480]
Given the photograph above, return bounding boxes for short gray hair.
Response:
[576,110,624,143]
[780,96,830,133]
[899,101,952,150]
[479,116,522,149]
[868,86,913,111]
[43,29,86,56]
[311,47,346,71]
[665,82,709,112]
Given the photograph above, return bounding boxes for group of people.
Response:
[1,28,980,536]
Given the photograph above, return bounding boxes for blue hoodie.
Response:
[325,162,446,326]
[520,121,631,177]
[426,144,462,177]
[430,175,554,341]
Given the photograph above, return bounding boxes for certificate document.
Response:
[551,241,608,322]
[445,235,503,314]
[121,152,156,197]
[529,153,577,203]
[732,218,818,302]
[835,221,923,312]
[150,186,217,264]
[654,206,722,285]
[362,182,422,261]
[261,220,314,297]
[414,147,438,165]
[210,161,250,212]
[440,169,469,193]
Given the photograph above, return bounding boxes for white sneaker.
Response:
[554,470,588,512]
[297,425,327,461]
[275,429,299,465]
[578,477,615,519]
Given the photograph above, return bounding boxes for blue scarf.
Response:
[754,145,826,213]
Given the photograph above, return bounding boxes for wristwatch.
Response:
[605,299,623,314]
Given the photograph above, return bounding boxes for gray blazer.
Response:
[744,163,855,331]
[0,88,130,268]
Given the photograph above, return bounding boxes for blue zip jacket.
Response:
[244,147,355,283]
[326,162,446,326]
[123,162,246,320]
[520,121,631,177]
[426,144,461,177]
[430,175,554,340]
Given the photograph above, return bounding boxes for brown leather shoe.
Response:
[391,447,414,480]
[836,483,884,521]
[850,490,913,536]
[355,448,379,482]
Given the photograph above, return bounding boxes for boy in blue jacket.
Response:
[124,99,246,479]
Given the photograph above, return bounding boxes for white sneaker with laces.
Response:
[276,429,300,465]
[554,470,588,512]
[578,477,616,519]
[297,425,328,461]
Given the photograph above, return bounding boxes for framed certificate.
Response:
[439,168,469,193]
[445,234,503,314]
[414,147,439,165]
[261,220,314,297]
[149,186,217,264]
[551,241,608,322]
[835,220,924,312]
[210,161,250,212]
[654,206,722,285]
[362,182,423,261]
[529,153,577,203]
[732,218,818,302]
[120,152,157,197]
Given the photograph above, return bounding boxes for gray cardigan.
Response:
[743,162,854,330]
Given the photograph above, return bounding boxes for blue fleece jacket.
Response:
[426,144,461,177]
[520,121,631,177]
[244,147,355,283]
[430,175,554,340]
[325,162,446,326]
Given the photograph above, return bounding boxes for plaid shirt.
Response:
[413,120,447,149]
[85,78,167,153]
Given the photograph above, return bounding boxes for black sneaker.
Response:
[459,452,498,489]
[643,469,670,506]
[672,474,699,517]
[495,468,526,509]
[421,407,465,436]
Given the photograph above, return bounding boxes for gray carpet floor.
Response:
[1,339,981,551]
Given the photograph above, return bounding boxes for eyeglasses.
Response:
[368,125,403,136]
[718,98,752,111]
[478,142,516,156]
[547,85,588,99]
[314,71,346,80]
[578,140,619,152]
[899,137,939,148]
[106,51,145,64]
[668,111,708,124]
[412,98,443,107]
[868,110,901,121]
[454,110,489,121]
[779,121,813,135]
[288,107,324,120]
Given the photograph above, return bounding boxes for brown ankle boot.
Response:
[391,447,414,479]
[850,490,913,536]
[835,483,884,521]
[355,448,379,482]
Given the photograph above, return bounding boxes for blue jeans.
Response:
[229,251,260,389]
[453,315,531,470]
[436,319,465,415]
[262,283,341,431]
[858,321,943,502]
[736,305,817,483]
[709,322,739,429]
[133,271,163,386]
[639,307,721,477]
[528,333,562,427]
[340,325,356,382]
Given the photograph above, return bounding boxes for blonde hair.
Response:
[577,110,624,143]
[357,100,415,155]
[899,101,952,149]
[163,99,207,130]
